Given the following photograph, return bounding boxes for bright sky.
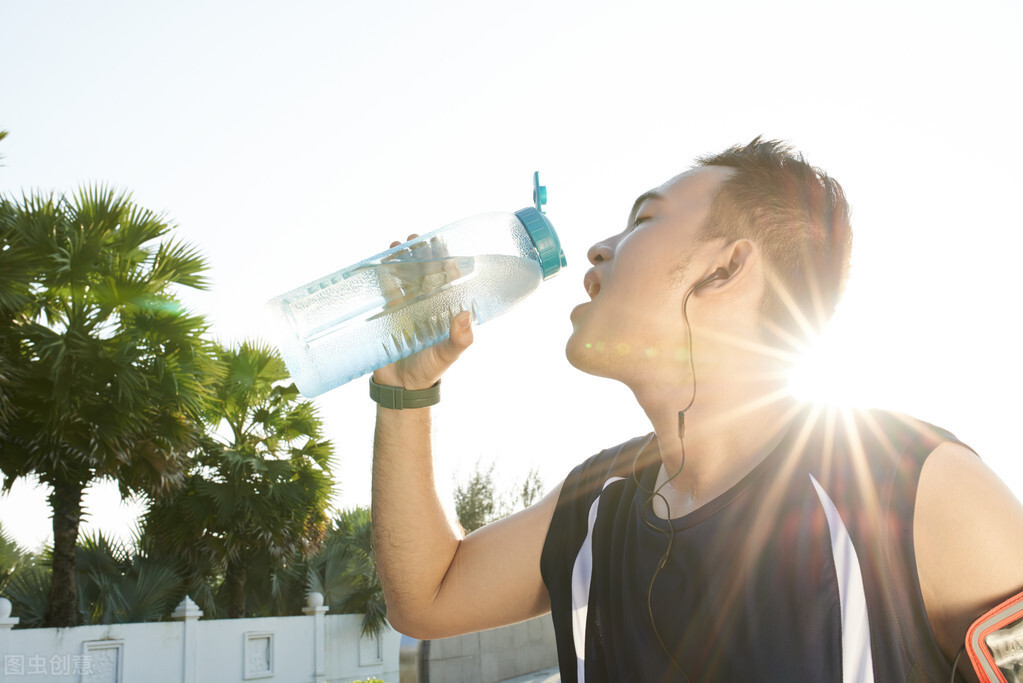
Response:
[1,0,1021,552]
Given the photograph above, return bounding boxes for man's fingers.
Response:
[451,310,473,346]
[434,311,473,366]
[376,237,472,387]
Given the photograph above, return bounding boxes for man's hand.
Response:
[372,235,474,391]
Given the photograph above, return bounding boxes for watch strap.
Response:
[369,377,440,410]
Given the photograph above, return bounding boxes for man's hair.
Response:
[696,137,852,348]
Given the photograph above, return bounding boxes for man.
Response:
[371,139,1023,681]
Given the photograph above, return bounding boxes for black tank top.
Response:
[540,406,965,682]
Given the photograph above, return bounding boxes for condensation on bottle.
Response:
[266,174,566,397]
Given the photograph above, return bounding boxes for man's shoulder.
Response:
[846,406,958,447]
[914,437,1023,664]
[562,433,652,502]
[540,434,650,586]
[800,404,964,471]
[779,404,968,520]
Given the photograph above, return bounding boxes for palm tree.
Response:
[306,507,387,637]
[0,522,31,595]
[75,530,185,624]
[1,528,185,627]
[1,562,49,629]
[0,186,216,627]
[145,342,335,619]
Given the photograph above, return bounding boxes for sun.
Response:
[785,320,876,408]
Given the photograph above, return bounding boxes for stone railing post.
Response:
[0,597,18,631]
[0,597,20,672]
[171,595,203,683]
[302,592,328,683]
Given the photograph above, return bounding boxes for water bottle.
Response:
[266,173,567,397]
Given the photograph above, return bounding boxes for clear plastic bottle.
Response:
[266,173,566,397]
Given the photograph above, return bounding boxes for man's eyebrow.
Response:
[628,191,663,222]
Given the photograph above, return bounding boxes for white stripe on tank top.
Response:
[811,473,876,683]
[570,477,624,681]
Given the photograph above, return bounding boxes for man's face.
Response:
[566,165,733,380]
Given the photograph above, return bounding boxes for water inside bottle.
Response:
[274,254,542,395]
[282,255,476,344]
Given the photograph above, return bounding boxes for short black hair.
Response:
[697,137,853,347]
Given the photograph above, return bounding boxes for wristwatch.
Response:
[369,377,441,410]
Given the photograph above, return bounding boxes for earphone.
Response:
[693,267,730,291]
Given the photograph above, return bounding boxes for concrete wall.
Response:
[0,598,400,683]
[417,615,558,683]
[0,600,559,683]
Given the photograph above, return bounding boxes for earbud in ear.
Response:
[693,268,730,291]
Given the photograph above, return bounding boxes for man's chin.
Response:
[564,335,589,373]
[565,335,614,379]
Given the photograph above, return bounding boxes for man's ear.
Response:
[698,239,757,291]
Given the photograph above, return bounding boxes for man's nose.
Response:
[587,241,614,265]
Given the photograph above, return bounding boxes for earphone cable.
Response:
[632,282,703,682]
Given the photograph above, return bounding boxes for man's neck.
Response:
[633,369,799,518]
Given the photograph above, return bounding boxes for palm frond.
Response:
[0,523,31,591]
[1,564,50,627]
[121,560,185,622]
[148,238,210,290]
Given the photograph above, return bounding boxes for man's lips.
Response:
[583,270,601,300]
[571,276,598,323]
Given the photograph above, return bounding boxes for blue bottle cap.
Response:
[515,206,566,280]
[533,171,547,212]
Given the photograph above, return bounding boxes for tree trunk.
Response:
[226,558,247,619]
[44,477,85,628]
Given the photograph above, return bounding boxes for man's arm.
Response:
[915,441,1023,681]
[371,309,559,639]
